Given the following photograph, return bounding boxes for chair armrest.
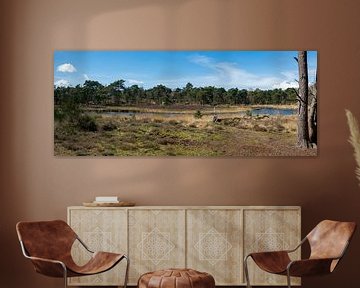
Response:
[287,258,336,277]
[26,255,65,265]
[76,236,94,253]
[26,255,67,278]
[19,240,67,277]
[245,237,306,259]
[286,237,307,253]
[248,250,289,256]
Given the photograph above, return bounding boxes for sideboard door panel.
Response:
[243,209,301,286]
[68,208,127,286]
[186,209,243,285]
[128,209,186,284]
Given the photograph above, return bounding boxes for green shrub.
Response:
[158,137,177,145]
[169,120,179,125]
[75,151,90,156]
[102,150,115,156]
[77,114,98,132]
[253,124,267,132]
[222,118,241,126]
[275,124,285,132]
[194,110,203,119]
[166,150,177,156]
[102,122,118,131]
[245,110,252,117]
[54,107,66,122]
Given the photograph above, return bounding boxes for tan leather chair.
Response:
[16,220,129,288]
[244,220,356,288]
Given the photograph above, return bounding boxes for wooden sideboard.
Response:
[67,206,301,286]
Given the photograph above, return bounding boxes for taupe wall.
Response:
[1,0,360,287]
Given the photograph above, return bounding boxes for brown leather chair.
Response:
[16,220,129,288]
[244,220,356,288]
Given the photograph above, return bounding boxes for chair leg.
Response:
[244,255,252,288]
[123,255,130,288]
[62,264,68,288]
[286,269,291,288]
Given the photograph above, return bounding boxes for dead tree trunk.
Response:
[296,51,310,148]
[308,73,317,145]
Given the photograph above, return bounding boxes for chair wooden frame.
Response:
[243,220,356,288]
[16,220,129,288]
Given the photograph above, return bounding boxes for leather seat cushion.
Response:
[138,268,215,288]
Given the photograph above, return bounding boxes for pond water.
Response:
[250,108,296,116]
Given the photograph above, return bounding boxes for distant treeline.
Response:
[54,80,298,107]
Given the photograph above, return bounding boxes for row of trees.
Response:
[54,80,298,107]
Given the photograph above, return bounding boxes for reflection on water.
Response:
[251,108,296,116]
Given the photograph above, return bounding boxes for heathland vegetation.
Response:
[54,78,317,156]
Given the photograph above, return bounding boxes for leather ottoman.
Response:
[138,268,215,288]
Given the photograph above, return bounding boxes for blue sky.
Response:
[54,51,317,90]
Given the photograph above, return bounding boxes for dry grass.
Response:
[219,115,297,133]
[54,112,317,157]
[346,109,360,185]
[86,105,250,114]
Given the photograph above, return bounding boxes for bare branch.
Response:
[297,96,305,104]
[293,87,305,104]
[292,87,301,99]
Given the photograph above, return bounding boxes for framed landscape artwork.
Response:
[54,50,317,157]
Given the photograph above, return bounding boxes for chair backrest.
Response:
[307,220,356,261]
[16,220,77,261]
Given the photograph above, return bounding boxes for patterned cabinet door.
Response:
[68,208,128,286]
[244,209,301,286]
[187,209,243,285]
[128,209,186,284]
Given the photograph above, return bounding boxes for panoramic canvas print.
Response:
[54,50,317,157]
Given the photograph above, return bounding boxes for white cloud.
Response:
[186,55,313,90]
[57,63,77,73]
[188,55,285,90]
[54,79,70,87]
[273,80,298,90]
[189,54,212,66]
[280,71,297,80]
[215,62,281,89]
[83,74,90,80]
[127,79,144,85]
[276,69,316,88]
[271,71,298,89]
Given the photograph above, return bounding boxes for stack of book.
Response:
[83,196,135,207]
[93,196,119,204]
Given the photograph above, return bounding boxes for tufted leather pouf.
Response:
[138,268,215,288]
